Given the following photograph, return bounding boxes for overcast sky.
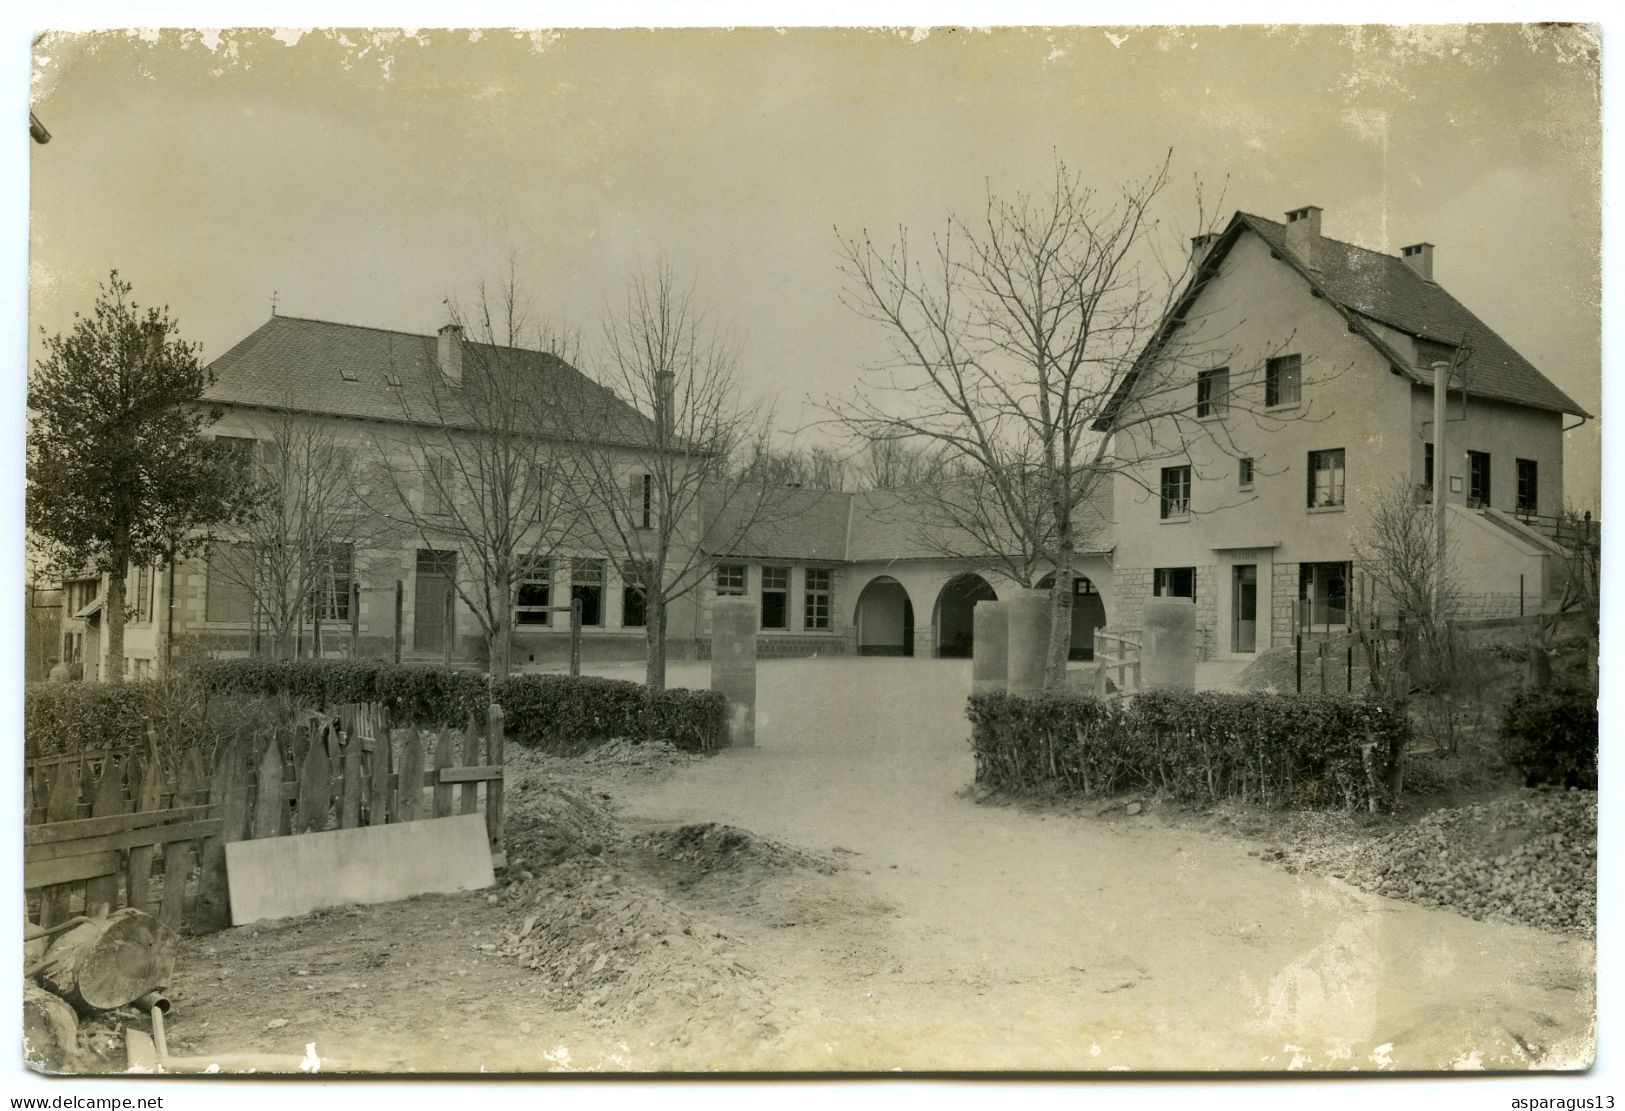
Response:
[27,24,1601,502]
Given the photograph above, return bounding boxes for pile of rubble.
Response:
[633,823,837,881]
[1278,788,1596,937]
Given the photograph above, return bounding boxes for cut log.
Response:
[22,981,79,1072]
[35,908,179,1015]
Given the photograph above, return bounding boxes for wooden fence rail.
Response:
[1092,629,1142,700]
[24,701,507,934]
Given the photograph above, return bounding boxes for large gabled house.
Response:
[1103,205,1589,659]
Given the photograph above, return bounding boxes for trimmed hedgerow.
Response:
[968,689,1410,811]
[1500,685,1598,789]
[184,657,725,754]
[23,679,201,760]
[490,674,726,754]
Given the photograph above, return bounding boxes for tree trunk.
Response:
[1041,559,1075,690]
[489,584,512,681]
[22,982,79,1072]
[645,593,667,691]
[104,559,128,682]
[34,908,178,1015]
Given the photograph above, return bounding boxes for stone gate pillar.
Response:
[972,600,1009,695]
[1141,597,1197,692]
[1005,588,1052,694]
[710,596,757,747]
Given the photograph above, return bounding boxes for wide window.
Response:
[572,559,604,627]
[1154,567,1196,601]
[1196,368,1229,418]
[1299,562,1351,627]
[621,560,652,628]
[1468,451,1491,507]
[515,559,553,626]
[761,566,789,630]
[715,563,747,596]
[804,567,831,630]
[1516,459,1538,515]
[1307,449,1345,508]
[1160,465,1191,519]
[205,543,255,623]
[1265,354,1301,407]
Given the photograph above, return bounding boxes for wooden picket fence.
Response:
[23,702,507,934]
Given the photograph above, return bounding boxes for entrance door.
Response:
[1231,564,1258,653]
[415,549,456,653]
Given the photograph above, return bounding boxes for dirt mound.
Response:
[504,780,618,867]
[1279,787,1596,937]
[493,858,776,1037]
[634,823,837,879]
[577,736,696,773]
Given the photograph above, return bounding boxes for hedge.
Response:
[968,689,1410,811]
[186,658,489,727]
[1500,685,1597,789]
[23,679,205,761]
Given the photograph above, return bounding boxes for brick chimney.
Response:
[1190,232,1220,265]
[1400,242,1435,282]
[1283,205,1323,272]
[437,323,464,386]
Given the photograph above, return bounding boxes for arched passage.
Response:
[1036,572,1108,660]
[932,572,998,658]
[853,576,915,657]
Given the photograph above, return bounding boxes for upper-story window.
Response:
[1159,465,1191,520]
[1238,457,1254,490]
[1265,354,1301,408]
[213,436,257,483]
[1468,451,1491,508]
[1196,368,1229,419]
[1307,448,1345,509]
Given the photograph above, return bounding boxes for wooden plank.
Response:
[295,732,333,834]
[432,728,455,818]
[40,758,83,927]
[196,736,251,933]
[126,736,165,914]
[83,759,132,914]
[486,705,505,855]
[435,766,506,784]
[339,736,363,829]
[158,752,204,930]
[459,714,480,815]
[367,730,394,826]
[23,804,216,846]
[25,820,223,864]
[252,735,284,839]
[226,813,496,925]
[27,852,121,889]
[396,729,423,822]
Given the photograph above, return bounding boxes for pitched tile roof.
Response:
[702,485,853,561]
[202,315,656,444]
[1101,211,1587,427]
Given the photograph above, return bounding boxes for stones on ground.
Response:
[1126,802,1143,816]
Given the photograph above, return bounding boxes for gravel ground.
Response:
[1268,787,1596,938]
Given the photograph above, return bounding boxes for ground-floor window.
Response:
[206,542,255,623]
[804,567,831,629]
[1298,561,1350,627]
[621,560,652,628]
[514,558,553,626]
[1516,458,1538,515]
[1153,566,1196,601]
[572,559,604,626]
[309,542,354,622]
[715,563,746,596]
[761,566,789,630]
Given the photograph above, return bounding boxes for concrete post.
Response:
[1005,588,1052,694]
[710,596,757,747]
[972,600,1009,695]
[1141,597,1197,692]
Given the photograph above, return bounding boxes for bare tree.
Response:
[207,409,401,658]
[833,155,1310,687]
[1352,476,1461,682]
[853,434,963,490]
[737,440,849,491]
[561,258,781,690]
[364,277,577,681]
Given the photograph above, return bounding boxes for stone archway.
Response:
[853,576,915,657]
[1036,571,1108,660]
[931,572,998,658]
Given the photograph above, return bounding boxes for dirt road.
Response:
[607,658,1595,1072]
